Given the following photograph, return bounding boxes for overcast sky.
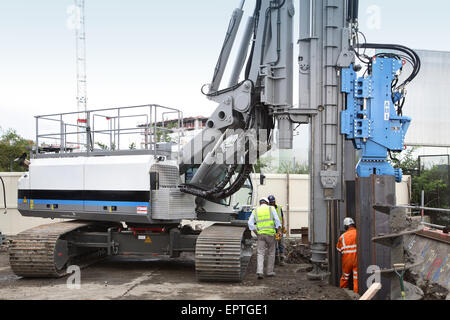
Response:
[0,0,449,142]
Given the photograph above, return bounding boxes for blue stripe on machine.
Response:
[18,199,150,207]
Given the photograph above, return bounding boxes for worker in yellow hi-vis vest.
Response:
[268,195,286,266]
[248,198,282,279]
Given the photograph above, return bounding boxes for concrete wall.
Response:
[250,174,309,236]
[396,175,411,206]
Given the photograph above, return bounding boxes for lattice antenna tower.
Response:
[75,0,87,114]
[74,0,87,148]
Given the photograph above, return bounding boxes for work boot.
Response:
[267,272,276,277]
[279,256,286,266]
[257,273,264,280]
[275,255,280,266]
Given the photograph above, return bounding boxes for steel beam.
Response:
[356,175,395,300]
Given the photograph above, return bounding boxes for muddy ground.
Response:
[0,247,352,300]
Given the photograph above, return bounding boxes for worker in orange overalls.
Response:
[336,217,358,294]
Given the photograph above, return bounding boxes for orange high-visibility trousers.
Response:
[337,227,358,294]
[340,255,358,293]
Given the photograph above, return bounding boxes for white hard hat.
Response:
[259,198,269,204]
[343,217,355,227]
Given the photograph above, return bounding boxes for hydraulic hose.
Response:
[0,176,7,214]
[205,164,253,201]
[179,164,239,198]
[358,43,421,86]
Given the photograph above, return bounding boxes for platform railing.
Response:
[34,104,184,159]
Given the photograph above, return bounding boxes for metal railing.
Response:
[397,204,449,230]
[34,104,184,159]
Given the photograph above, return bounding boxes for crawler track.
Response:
[195,224,252,282]
[8,221,101,278]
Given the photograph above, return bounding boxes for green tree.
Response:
[95,142,116,151]
[277,161,309,174]
[156,122,178,143]
[392,147,419,176]
[394,147,449,225]
[253,156,275,173]
[394,148,448,207]
[0,128,33,172]
[415,166,448,208]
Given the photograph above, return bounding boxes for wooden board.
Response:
[359,283,382,300]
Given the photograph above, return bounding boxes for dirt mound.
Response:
[243,249,350,300]
[418,280,448,300]
[405,270,449,300]
[284,238,311,264]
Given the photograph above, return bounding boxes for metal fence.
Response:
[416,155,450,226]
[34,104,184,159]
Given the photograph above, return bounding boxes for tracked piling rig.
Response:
[11,104,255,282]
[10,0,296,282]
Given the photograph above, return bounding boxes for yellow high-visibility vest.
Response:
[254,206,276,236]
[274,205,283,223]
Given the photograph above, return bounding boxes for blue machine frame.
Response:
[341,57,411,182]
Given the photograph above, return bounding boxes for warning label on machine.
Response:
[384,101,390,121]
[137,206,148,214]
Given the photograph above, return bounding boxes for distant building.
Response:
[149,116,208,149]
[181,117,208,131]
[401,49,450,154]
[155,116,208,131]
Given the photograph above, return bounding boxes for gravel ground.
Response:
[0,248,352,300]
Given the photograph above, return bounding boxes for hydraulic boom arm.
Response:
[180,0,295,202]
